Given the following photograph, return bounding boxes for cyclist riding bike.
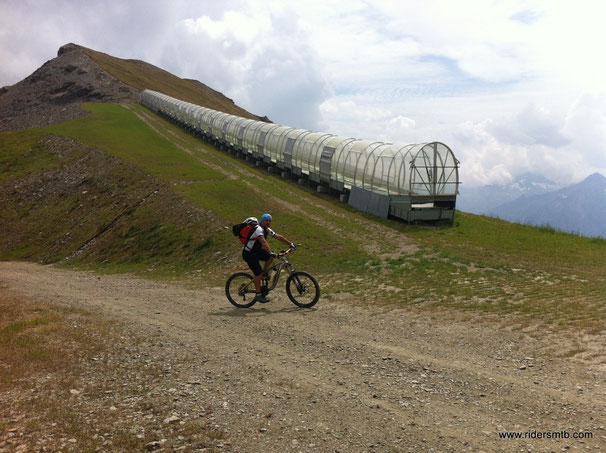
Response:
[242,213,295,303]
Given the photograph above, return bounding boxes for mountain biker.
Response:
[242,213,295,303]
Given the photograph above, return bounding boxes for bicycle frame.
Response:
[242,249,296,294]
[227,246,319,308]
[264,253,296,292]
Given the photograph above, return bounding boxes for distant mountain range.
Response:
[457,173,560,215]
[458,172,606,237]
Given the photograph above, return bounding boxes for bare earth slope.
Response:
[1,262,604,452]
[0,43,267,132]
[0,44,139,131]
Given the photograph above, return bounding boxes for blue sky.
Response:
[2,0,606,186]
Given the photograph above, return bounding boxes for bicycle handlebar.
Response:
[277,244,301,257]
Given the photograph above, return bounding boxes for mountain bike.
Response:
[225,247,320,308]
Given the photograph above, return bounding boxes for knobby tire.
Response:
[225,272,257,308]
[285,271,320,308]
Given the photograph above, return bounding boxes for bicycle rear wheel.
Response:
[226,272,257,308]
[286,271,320,308]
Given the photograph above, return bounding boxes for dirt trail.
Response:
[1,261,604,452]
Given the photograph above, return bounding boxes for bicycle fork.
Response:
[291,274,306,295]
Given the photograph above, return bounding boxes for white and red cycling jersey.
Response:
[243,224,276,252]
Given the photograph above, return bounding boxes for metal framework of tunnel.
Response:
[140,90,460,222]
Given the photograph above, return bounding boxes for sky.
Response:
[2,0,606,187]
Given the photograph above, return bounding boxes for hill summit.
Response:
[0,43,266,132]
[0,43,138,131]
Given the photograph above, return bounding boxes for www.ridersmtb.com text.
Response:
[499,430,593,440]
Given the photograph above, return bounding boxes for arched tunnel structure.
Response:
[141,89,460,223]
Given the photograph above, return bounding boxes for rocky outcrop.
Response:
[0,43,140,131]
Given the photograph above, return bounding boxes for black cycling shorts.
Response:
[242,248,271,276]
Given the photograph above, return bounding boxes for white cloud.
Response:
[389,115,415,131]
[563,94,606,168]
[319,97,395,140]
[180,11,271,44]
[2,0,606,187]
[161,4,329,130]
[448,94,606,187]
[490,104,570,148]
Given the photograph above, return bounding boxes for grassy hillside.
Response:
[1,103,370,276]
[0,130,223,272]
[81,46,265,120]
[1,102,605,339]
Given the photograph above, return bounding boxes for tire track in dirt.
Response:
[1,262,604,452]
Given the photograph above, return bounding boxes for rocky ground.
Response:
[0,261,604,452]
[0,43,139,131]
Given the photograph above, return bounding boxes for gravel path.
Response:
[1,261,604,452]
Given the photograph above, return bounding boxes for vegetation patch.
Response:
[0,129,54,183]
[49,103,226,184]
[2,102,604,334]
[0,132,224,276]
[371,212,606,332]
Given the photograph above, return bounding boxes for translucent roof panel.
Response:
[141,90,459,198]
[337,140,375,189]
[224,117,251,146]
[361,143,393,194]
[277,128,309,151]
[265,126,294,162]
[253,123,281,149]
[241,121,266,151]
[292,133,334,174]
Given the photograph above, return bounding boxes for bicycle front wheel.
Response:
[226,272,257,308]
[286,271,320,308]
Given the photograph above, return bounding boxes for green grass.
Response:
[406,211,606,275]
[82,207,217,272]
[2,102,605,334]
[48,103,225,183]
[175,180,370,274]
[43,103,371,275]
[0,107,228,272]
[0,130,55,183]
[367,212,606,331]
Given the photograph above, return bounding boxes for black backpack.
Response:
[232,218,258,245]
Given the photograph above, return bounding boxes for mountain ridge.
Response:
[458,172,606,237]
[0,43,267,132]
[496,172,606,237]
[0,43,138,131]
[457,172,560,215]
[77,44,268,121]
